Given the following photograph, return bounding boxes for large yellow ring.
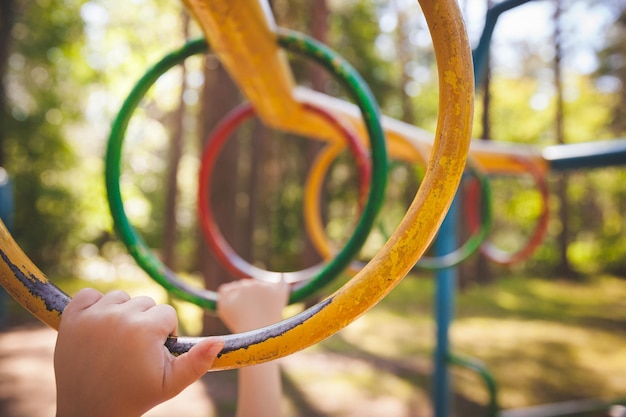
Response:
[208,0,474,369]
[0,0,473,371]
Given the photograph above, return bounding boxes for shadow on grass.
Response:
[455,277,626,331]
[199,364,331,417]
[320,334,499,417]
[201,369,238,417]
[198,275,625,417]
[482,340,613,406]
[379,275,626,334]
[281,371,328,417]
[320,335,619,417]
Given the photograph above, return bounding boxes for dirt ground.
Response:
[6,319,620,417]
[0,322,435,417]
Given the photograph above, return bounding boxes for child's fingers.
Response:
[124,295,157,312]
[217,280,240,294]
[64,288,103,313]
[143,303,179,336]
[98,290,132,305]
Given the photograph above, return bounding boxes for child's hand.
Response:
[217,279,289,332]
[54,288,224,417]
[217,279,289,417]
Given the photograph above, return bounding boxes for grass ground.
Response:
[1,272,625,417]
[319,273,626,416]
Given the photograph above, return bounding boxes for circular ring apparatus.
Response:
[0,0,474,370]
[469,156,549,265]
[414,162,493,270]
[105,33,388,310]
[197,101,371,284]
[305,150,493,271]
[303,142,367,263]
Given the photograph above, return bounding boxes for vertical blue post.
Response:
[433,195,459,417]
[0,168,14,329]
[0,168,14,231]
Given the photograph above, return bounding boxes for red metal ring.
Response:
[197,101,371,283]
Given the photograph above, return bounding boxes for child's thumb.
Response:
[165,337,224,395]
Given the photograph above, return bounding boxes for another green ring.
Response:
[105,30,388,310]
[350,161,492,271]
[414,163,492,270]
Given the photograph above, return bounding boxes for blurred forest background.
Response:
[1,1,626,415]
[1,0,625,319]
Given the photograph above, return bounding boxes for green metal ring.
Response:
[415,163,493,270]
[354,161,491,271]
[105,29,388,310]
[447,352,499,417]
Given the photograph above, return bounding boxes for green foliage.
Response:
[594,7,626,135]
[475,70,623,276]
[567,169,626,275]
[3,0,91,273]
[258,132,311,270]
[329,0,396,108]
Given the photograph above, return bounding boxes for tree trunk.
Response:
[299,0,328,311]
[472,19,494,286]
[246,120,265,262]
[0,0,15,167]
[0,0,14,327]
[553,0,575,278]
[199,58,241,335]
[300,0,327,274]
[459,0,493,288]
[394,0,415,125]
[162,12,190,271]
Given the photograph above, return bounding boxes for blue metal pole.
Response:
[430,3,541,415]
[0,168,14,329]
[473,0,536,89]
[433,194,460,417]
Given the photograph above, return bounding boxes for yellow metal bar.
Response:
[183,0,548,176]
[295,88,549,174]
[183,0,424,159]
[0,220,65,330]
[181,0,339,141]
[182,0,294,124]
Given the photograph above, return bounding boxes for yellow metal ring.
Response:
[207,0,474,370]
[304,147,494,272]
[303,141,370,275]
[0,0,473,371]
[304,142,353,261]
